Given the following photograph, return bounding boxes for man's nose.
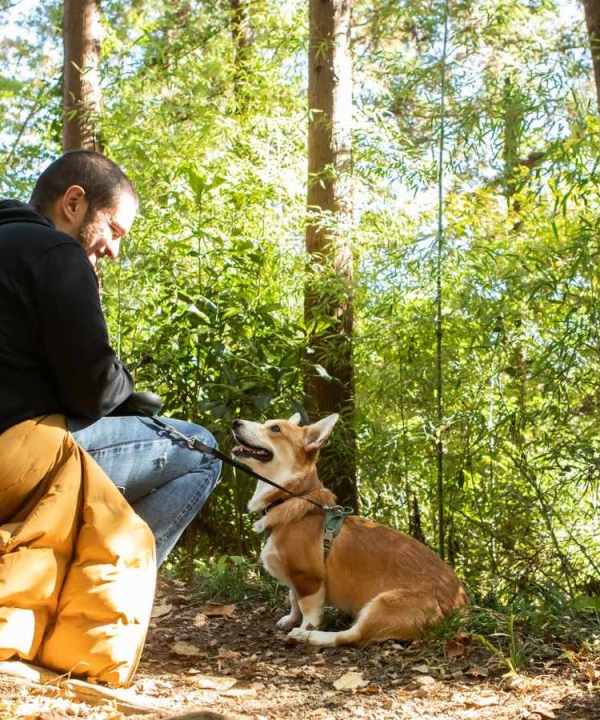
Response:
[105,238,120,260]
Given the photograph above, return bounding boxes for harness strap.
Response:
[323,506,353,556]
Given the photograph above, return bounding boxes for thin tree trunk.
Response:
[434,0,450,560]
[502,76,528,446]
[583,0,600,112]
[304,0,356,510]
[230,0,252,108]
[63,0,102,151]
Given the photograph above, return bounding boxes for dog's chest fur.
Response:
[260,535,290,585]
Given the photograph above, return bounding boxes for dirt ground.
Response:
[1,577,599,720]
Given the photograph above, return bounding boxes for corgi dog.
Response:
[231,413,468,647]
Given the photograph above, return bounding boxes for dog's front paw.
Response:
[286,627,311,644]
[277,613,300,631]
[252,518,267,533]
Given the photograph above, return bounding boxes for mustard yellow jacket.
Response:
[0,416,156,686]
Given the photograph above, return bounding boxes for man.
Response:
[0,150,221,566]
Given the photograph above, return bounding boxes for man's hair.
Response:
[30,150,138,216]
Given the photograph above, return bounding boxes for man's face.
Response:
[79,191,138,268]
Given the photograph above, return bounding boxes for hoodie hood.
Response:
[0,200,53,228]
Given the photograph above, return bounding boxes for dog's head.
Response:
[231,412,339,512]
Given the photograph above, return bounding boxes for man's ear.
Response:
[60,185,87,222]
[304,414,339,453]
[288,412,302,425]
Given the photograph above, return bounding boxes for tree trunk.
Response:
[583,0,600,112]
[230,0,253,107]
[503,76,528,447]
[434,2,450,560]
[63,0,102,151]
[304,0,356,510]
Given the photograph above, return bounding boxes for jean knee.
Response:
[194,426,218,450]
[209,458,222,490]
[190,427,221,486]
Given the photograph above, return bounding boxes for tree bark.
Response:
[583,0,600,112]
[304,0,357,510]
[63,0,102,151]
[230,0,253,107]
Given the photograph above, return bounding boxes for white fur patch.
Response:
[287,627,338,647]
[252,517,267,534]
[247,481,272,512]
[297,585,325,629]
[260,536,289,585]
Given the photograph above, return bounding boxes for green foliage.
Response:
[427,594,600,670]
[166,553,285,607]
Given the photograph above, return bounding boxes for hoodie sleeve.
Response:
[32,241,134,419]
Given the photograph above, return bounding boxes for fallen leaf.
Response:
[198,603,236,618]
[461,710,484,719]
[333,671,369,691]
[217,648,241,660]
[192,674,237,691]
[466,694,500,708]
[309,710,330,719]
[529,704,557,719]
[412,663,431,674]
[413,675,436,687]
[358,685,380,694]
[193,613,208,628]
[151,602,172,619]
[446,635,471,659]
[172,640,204,657]
[221,686,257,698]
[465,665,489,678]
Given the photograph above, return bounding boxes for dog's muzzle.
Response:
[231,429,273,463]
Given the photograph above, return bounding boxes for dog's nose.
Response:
[232,419,242,429]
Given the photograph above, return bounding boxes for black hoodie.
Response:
[0,200,133,433]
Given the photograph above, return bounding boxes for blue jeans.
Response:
[68,415,222,567]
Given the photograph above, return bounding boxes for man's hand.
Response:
[110,391,163,417]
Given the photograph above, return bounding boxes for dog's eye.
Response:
[270,424,281,433]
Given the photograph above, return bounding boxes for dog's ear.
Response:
[304,414,339,453]
[288,412,302,426]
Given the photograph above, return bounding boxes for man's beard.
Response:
[78,208,97,251]
[78,208,103,274]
